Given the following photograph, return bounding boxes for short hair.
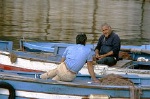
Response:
[101,23,111,28]
[76,33,87,45]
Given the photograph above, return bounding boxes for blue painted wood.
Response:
[0,94,28,99]
[14,51,62,63]
[20,39,75,53]
[121,45,150,50]
[20,39,94,54]
[53,44,94,56]
[0,79,131,97]
[1,70,150,98]
[0,41,13,52]
[20,40,150,60]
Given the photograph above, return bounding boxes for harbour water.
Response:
[0,0,150,49]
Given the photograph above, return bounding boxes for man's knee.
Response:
[40,73,49,79]
[96,57,117,66]
[96,58,106,64]
[52,75,61,81]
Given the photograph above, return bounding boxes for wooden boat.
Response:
[0,69,150,99]
[1,40,150,98]
[19,39,95,56]
[20,39,150,60]
[19,39,150,67]
[0,40,150,75]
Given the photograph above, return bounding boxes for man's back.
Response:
[62,44,93,73]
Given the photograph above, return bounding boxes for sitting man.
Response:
[40,33,99,83]
[95,23,121,66]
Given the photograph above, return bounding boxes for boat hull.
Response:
[0,50,150,76]
[0,51,58,72]
[0,70,150,98]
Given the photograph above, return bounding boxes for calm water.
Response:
[0,0,150,49]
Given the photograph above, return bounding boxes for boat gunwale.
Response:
[0,50,60,64]
[0,71,150,90]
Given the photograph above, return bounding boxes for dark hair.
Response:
[76,33,87,45]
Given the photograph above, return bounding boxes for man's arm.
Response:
[87,61,99,83]
[95,49,100,58]
[95,49,99,55]
[95,49,114,59]
[101,50,114,58]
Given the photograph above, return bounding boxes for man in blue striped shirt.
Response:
[40,33,99,83]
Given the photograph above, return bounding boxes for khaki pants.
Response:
[40,62,76,81]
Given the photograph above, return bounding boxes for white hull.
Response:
[0,51,150,76]
[0,88,85,99]
[0,51,57,72]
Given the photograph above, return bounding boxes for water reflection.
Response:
[0,0,150,49]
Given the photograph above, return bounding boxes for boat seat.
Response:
[53,45,67,56]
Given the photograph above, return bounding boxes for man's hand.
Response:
[95,54,100,59]
[92,78,100,83]
[99,55,106,59]
[96,54,106,59]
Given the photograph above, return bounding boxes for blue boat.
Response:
[20,39,150,60]
[1,40,150,98]
[0,69,150,99]
[0,40,150,73]
[19,39,95,56]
